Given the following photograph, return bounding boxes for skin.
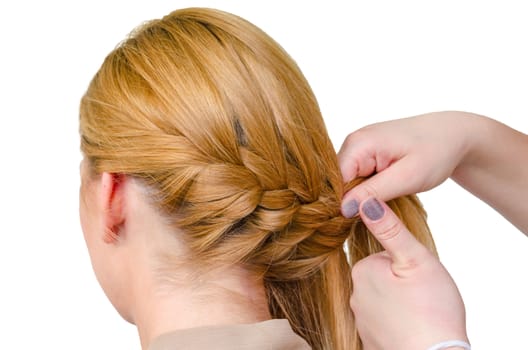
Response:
[79,160,270,350]
[78,111,526,348]
[340,111,528,349]
[351,197,468,350]
[339,111,528,234]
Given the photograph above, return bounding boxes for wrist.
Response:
[450,111,490,180]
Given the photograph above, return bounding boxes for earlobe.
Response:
[100,172,126,244]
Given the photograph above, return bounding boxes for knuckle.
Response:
[358,182,379,200]
[349,293,358,311]
[394,256,420,272]
[375,219,402,241]
[342,131,360,147]
[350,262,364,282]
[403,246,432,269]
[342,127,371,151]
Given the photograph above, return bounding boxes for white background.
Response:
[1,1,527,349]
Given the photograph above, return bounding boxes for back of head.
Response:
[80,8,436,350]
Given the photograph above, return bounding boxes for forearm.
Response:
[451,114,528,235]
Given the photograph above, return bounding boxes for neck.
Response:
[131,266,271,350]
[111,189,271,349]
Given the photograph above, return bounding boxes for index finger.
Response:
[359,197,429,269]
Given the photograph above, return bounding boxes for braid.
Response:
[156,142,357,282]
[252,194,356,281]
[80,8,437,349]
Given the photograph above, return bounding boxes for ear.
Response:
[100,172,126,244]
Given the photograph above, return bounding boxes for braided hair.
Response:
[80,8,436,349]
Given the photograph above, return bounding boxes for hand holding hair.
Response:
[350,197,469,350]
[78,7,459,349]
[339,111,528,234]
[339,112,468,209]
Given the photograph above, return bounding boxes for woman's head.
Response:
[80,8,351,285]
[79,7,435,350]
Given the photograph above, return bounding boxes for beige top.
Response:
[148,319,312,350]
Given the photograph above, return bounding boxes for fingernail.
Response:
[342,199,359,218]
[363,198,385,221]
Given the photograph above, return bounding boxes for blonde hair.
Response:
[80,8,436,350]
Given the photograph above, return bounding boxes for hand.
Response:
[339,111,476,218]
[350,197,468,350]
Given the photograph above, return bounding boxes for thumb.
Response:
[341,157,417,218]
[359,197,429,270]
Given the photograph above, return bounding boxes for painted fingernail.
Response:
[342,199,359,218]
[363,198,385,221]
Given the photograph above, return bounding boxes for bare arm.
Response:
[452,115,528,234]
